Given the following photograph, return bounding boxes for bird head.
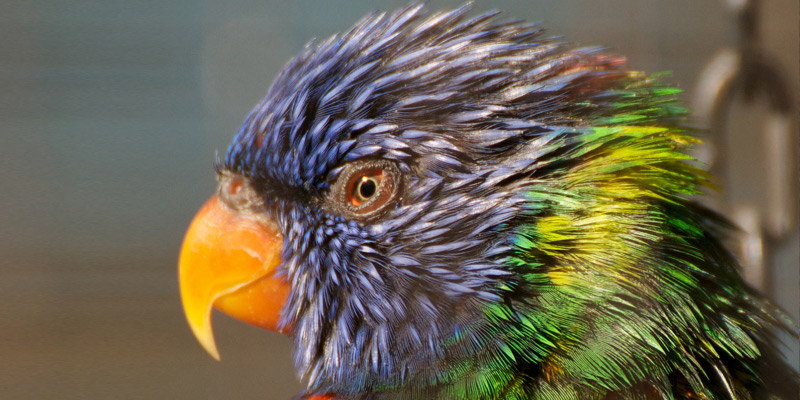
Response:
[177,5,758,399]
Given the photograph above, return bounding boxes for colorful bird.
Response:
[179,4,798,399]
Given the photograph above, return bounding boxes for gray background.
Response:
[1,1,797,399]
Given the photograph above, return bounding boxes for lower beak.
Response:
[178,195,290,360]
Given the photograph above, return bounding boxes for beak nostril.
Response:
[227,181,242,195]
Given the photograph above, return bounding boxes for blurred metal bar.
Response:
[693,0,797,291]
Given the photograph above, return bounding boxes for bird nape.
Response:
[178,4,798,400]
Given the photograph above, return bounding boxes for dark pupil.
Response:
[359,177,377,199]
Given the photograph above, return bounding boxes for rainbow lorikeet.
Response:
[178,4,798,399]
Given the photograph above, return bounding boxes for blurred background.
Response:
[1,0,797,398]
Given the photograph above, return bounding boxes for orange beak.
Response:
[179,195,290,360]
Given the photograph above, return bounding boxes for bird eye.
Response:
[333,160,400,219]
[348,173,381,206]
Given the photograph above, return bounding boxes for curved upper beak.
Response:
[178,195,290,360]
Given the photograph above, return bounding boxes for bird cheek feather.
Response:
[178,195,290,360]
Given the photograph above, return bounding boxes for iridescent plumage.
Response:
[220,4,798,399]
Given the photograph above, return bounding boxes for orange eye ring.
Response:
[332,160,400,219]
